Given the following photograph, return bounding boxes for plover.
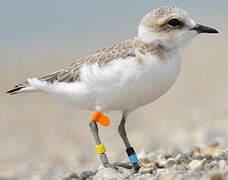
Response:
[7,6,218,172]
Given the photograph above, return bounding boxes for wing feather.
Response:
[40,38,136,83]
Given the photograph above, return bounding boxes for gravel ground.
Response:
[61,143,228,180]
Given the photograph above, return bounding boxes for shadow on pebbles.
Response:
[62,143,228,180]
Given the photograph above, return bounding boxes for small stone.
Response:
[215,154,227,161]
[188,159,206,171]
[175,153,191,164]
[159,174,176,180]
[93,168,124,180]
[210,172,223,180]
[134,174,154,180]
[193,154,203,160]
[192,149,202,159]
[156,159,166,168]
[201,146,221,158]
[144,162,157,169]
[204,154,213,160]
[164,153,172,159]
[156,168,169,176]
[165,158,177,168]
[205,161,219,170]
[201,173,211,180]
[159,150,172,160]
[218,160,226,169]
[139,162,157,174]
[175,164,187,172]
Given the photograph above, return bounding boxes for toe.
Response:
[133,163,141,173]
[80,170,97,179]
[113,162,133,169]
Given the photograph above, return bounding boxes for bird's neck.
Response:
[133,38,167,60]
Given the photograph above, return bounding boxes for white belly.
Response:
[29,50,182,112]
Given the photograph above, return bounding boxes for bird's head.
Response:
[138,6,218,50]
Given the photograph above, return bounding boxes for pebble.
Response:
[175,153,191,164]
[139,162,157,174]
[175,164,186,171]
[159,174,176,180]
[193,154,203,160]
[209,171,224,180]
[156,168,169,175]
[205,161,219,170]
[134,174,154,180]
[215,154,227,161]
[201,146,221,158]
[218,160,226,169]
[165,158,177,168]
[204,154,213,161]
[188,159,206,171]
[156,159,166,168]
[93,168,124,180]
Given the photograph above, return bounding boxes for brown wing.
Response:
[40,38,136,83]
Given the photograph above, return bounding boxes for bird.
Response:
[7,6,218,173]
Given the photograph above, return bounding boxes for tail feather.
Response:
[7,70,64,95]
[6,82,34,95]
[6,86,25,95]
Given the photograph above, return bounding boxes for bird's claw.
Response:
[133,163,140,173]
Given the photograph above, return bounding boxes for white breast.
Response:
[28,49,182,112]
[82,49,182,112]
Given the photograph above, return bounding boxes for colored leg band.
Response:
[126,147,138,164]
[129,154,138,164]
[92,110,110,127]
[96,144,106,154]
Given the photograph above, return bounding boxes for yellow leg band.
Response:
[96,144,106,154]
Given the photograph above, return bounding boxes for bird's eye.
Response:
[167,18,181,27]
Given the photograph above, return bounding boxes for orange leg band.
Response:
[92,110,110,127]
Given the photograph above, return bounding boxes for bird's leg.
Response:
[89,120,110,168]
[89,120,132,170]
[118,112,140,172]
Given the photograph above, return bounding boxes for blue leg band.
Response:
[126,147,138,164]
[129,154,138,164]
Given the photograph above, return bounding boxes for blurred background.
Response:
[1,0,227,179]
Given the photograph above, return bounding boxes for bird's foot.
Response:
[104,162,141,174]
[103,162,133,170]
[80,170,98,179]
[80,162,140,179]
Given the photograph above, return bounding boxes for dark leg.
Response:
[89,120,132,170]
[118,112,140,172]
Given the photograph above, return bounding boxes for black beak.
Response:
[190,24,218,34]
